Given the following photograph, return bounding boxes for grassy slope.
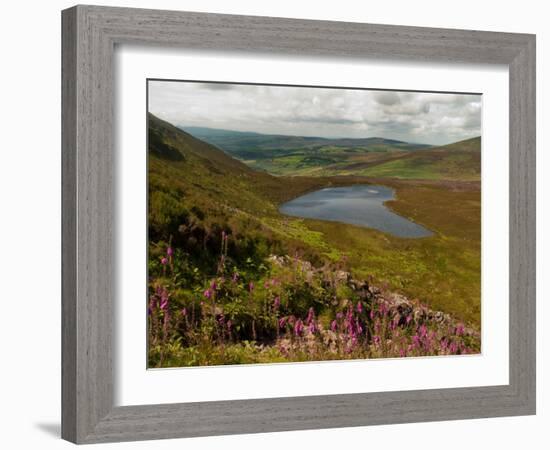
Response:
[149,114,480,326]
[353,137,481,180]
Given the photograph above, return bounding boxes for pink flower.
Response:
[166,247,173,257]
[406,314,412,325]
[456,323,465,336]
[418,324,428,338]
[373,335,381,346]
[279,317,287,328]
[203,289,212,299]
[273,296,281,309]
[369,310,375,320]
[294,319,304,336]
[210,280,217,290]
[160,257,168,265]
[330,320,338,332]
[399,349,406,357]
[308,322,316,334]
[306,307,315,325]
[356,301,363,314]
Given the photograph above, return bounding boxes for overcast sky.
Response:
[148,80,481,145]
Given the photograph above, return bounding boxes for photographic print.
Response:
[147,80,481,368]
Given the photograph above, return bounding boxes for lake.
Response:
[279,185,433,238]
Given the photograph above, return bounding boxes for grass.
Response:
[147,113,481,366]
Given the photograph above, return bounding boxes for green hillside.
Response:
[350,137,481,180]
[147,114,481,367]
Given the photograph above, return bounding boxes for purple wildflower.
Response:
[160,257,168,265]
[330,320,338,332]
[356,301,363,314]
[159,289,169,310]
[418,324,428,338]
[203,289,212,299]
[294,319,304,336]
[166,247,173,257]
[306,307,315,325]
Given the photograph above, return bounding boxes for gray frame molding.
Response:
[62,5,536,444]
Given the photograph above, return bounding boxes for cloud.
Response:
[373,91,401,106]
[198,83,236,91]
[148,81,481,145]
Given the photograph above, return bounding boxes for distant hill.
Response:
[355,137,481,181]
[180,125,433,176]
[182,126,430,159]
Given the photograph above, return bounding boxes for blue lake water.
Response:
[279,185,433,238]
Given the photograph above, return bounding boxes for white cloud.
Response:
[148,81,481,145]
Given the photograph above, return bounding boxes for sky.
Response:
[148,80,481,145]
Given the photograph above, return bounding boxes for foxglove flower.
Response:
[294,319,304,336]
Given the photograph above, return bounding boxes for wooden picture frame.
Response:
[61,5,536,444]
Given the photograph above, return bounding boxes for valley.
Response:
[148,113,481,367]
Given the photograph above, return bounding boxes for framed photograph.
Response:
[62,5,536,444]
